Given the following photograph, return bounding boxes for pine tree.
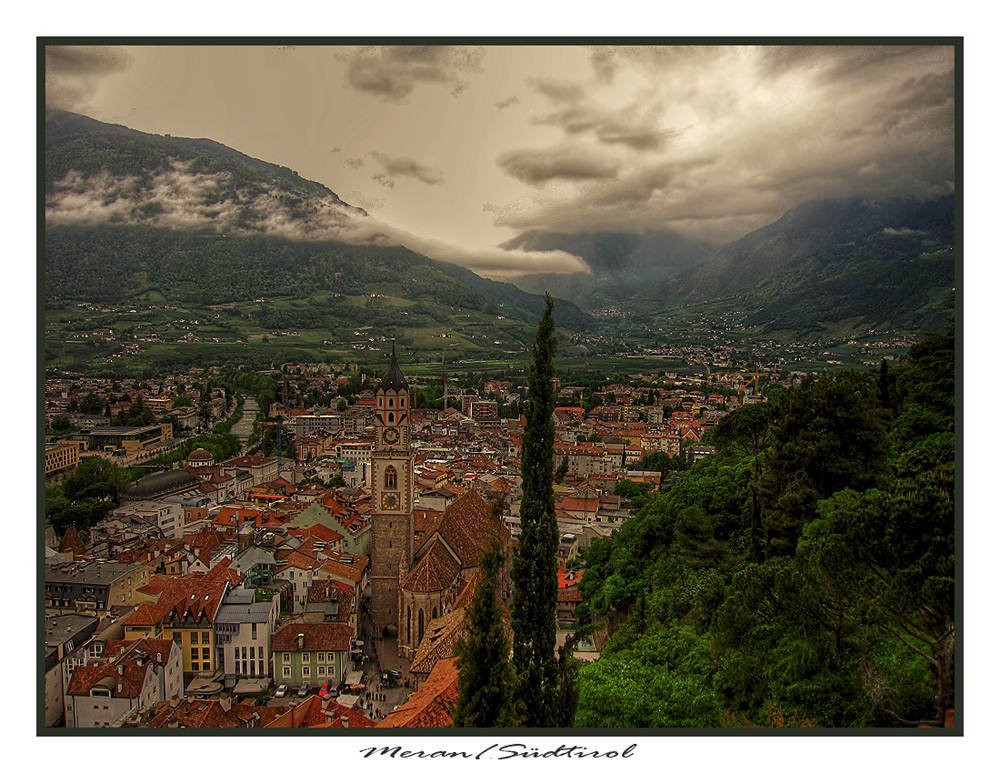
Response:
[511,294,568,726]
[452,536,514,727]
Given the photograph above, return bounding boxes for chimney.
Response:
[341,715,349,728]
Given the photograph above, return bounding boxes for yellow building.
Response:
[45,440,80,478]
[120,564,236,674]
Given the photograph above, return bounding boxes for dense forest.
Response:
[573,328,955,727]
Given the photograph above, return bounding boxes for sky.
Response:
[43,42,956,280]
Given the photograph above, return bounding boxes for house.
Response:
[64,638,182,728]
[45,559,154,614]
[119,562,237,675]
[271,622,353,688]
[145,696,290,728]
[43,613,102,727]
[222,454,280,487]
[265,693,376,728]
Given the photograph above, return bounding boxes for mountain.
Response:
[642,195,955,304]
[502,230,712,312]
[43,110,596,373]
[627,195,956,339]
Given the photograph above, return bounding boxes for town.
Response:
[42,339,788,730]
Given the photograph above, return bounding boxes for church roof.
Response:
[402,539,462,593]
[377,340,408,393]
[414,489,508,569]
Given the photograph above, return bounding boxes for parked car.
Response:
[274,684,288,698]
[297,683,309,697]
[319,683,332,697]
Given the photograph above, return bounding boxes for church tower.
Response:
[370,340,414,644]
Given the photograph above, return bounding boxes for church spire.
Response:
[378,338,408,393]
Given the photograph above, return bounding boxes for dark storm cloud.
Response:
[889,69,955,112]
[490,44,955,245]
[368,151,444,186]
[532,103,679,151]
[757,45,927,84]
[587,46,618,82]
[339,45,486,101]
[526,76,586,104]
[526,72,683,152]
[45,45,134,111]
[497,146,619,185]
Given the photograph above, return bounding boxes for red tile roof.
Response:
[378,657,459,728]
[271,622,353,653]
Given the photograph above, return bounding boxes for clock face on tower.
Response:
[383,427,399,444]
[381,492,400,510]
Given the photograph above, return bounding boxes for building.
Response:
[370,341,415,643]
[44,613,101,726]
[64,638,182,728]
[369,344,513,665]
[45,559,153,614]
[45,440,79,479]
[270,622,353,688]
[377,656,459,728]
[119,564,235,675]
[74,423,173,454]
[398,490,510,661]
[213,586,281,684]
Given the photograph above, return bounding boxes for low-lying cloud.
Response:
[44,159,588,281]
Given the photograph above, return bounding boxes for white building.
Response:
[64,638,183,728]
[213,586,282,683]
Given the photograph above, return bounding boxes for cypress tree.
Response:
[511,294,564,726]
[452,536,514,727]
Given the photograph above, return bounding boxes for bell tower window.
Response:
[385,466,397,489]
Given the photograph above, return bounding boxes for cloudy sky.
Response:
[44,42,955,279]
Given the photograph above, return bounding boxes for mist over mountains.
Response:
[44,109,956,344]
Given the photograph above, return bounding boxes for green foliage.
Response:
[757,370,889,555]
[574,329,954,728]
[575,628,722,727]
[48,457,137,536]
[453,541,516,727]
[511,295,572,727]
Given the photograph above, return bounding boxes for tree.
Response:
[554,455,569,484]
[452,538,515,727]
[511,294,568,727]
[803,460,954,726]
[714,401,779,561]
[757,371,888,556]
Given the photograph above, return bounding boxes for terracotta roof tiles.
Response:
[378,657,459,728]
